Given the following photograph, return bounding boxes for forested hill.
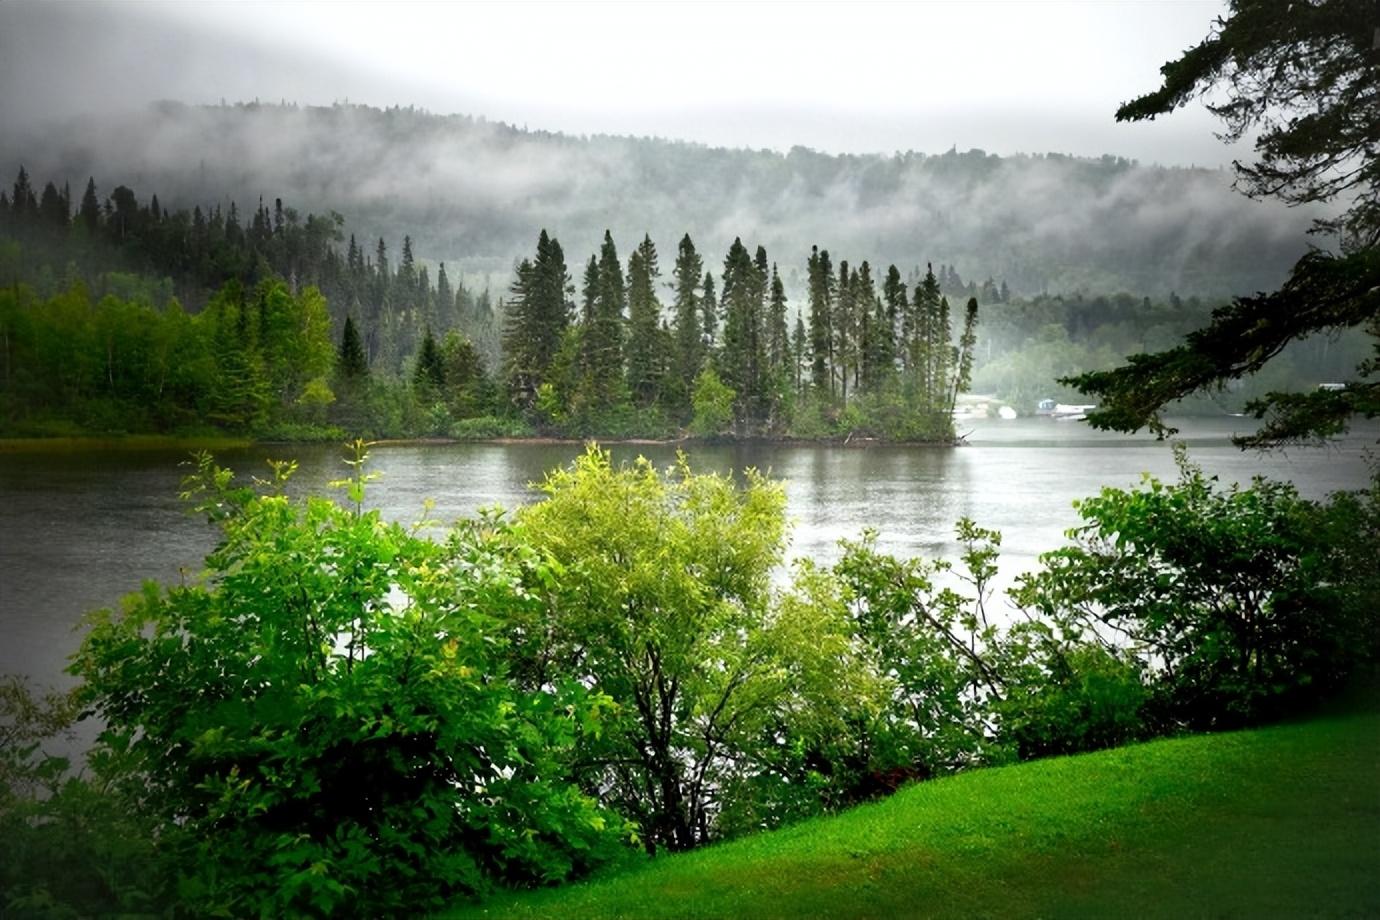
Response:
[0,101,1316,298]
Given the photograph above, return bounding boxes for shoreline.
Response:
[0,432,965,453]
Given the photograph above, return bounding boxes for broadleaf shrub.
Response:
[70,447,630,916]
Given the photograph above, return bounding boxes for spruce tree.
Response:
[10,167,35,219]
[884,265,907,373]
[577,232,626,410]
[854,261,879,391]
[947,297,980,417]
[717,238,763,430]
[502,257,538,405]
[38,182,68,229]
[79,178,100,234]
[833,260,853,403]
[671,234,703,404]
[912,264,943,404]
[532,231,570,376]
[807,246,833,394]
[413,326,446,397]
[699,271,718,350]
[436,262,454,332]
[768,264,788,372]
[337,315,369,380]
[625,234,662,407]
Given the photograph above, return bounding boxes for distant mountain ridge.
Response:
[0,101,1317,297]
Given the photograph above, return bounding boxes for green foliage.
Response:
[70,448,630,916]
[1014,447,1378,728]
[448,414,534,440]
[828,520,1011,792]
[0,277,344,438]
[507,447,878,851]
[446,710,1380,920]
[688,366,735,438]
[337,315,369,380]
[1070,0,1379,446]
[503,231,571,408]
[993,637,1148,760]
[1,677,168,916]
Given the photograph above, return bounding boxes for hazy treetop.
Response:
[0,0,1246,166]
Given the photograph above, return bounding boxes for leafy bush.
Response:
[448,414,535,440]
[505,447,879,850]
[1,677,168,917]
[993,635,1148,759]
[71,447,630,916]
[253,420,347,442]
[1014,447,1378,729]
[689,367,735,438]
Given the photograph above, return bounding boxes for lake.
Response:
[2,417,1375,692]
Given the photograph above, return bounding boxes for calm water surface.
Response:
[2,417,1374,690]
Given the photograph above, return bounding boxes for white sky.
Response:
[3,0,1242,165]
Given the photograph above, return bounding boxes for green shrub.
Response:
[71,448,630,916]
[689,367,735,438]
[995,637,1148,759]
[1014,447,1378,729]
[1,677,167,916]
[448,414,535,440]
[252,420,347,442]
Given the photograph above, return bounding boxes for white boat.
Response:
[1052,403,1096,420]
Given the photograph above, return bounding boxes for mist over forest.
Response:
[0,101,1318,298]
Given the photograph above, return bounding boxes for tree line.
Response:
[2,167,981,441]
[500,229,979,439]
[0,166,501,375]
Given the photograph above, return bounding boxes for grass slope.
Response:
[448,709,1380,919]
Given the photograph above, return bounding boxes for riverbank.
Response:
[0,434,254,454]
[0,432,964,453]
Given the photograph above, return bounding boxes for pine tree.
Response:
[792,312,807,394]
[884,265,907,373]
[807,246,833,394]
[578,232,626,410]
[413,326,446,397]
[717,238,765,430]
[671,234,703,404]
[502,257,539,405]
[38,182,68,229]
[625,234,662,407]
[767,264,788,372]
[78,178,100,234]
[833,260,853,403]
[337,315,369,379]
[699,271,718,350]
[436,262,454,332]
[947,297,980,417]
[11,167,35,219]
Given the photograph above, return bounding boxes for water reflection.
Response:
[1,417,1373,689]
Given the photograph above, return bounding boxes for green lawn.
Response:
[448,708,1380,919]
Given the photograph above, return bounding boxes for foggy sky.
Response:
[0,0,1246,166]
